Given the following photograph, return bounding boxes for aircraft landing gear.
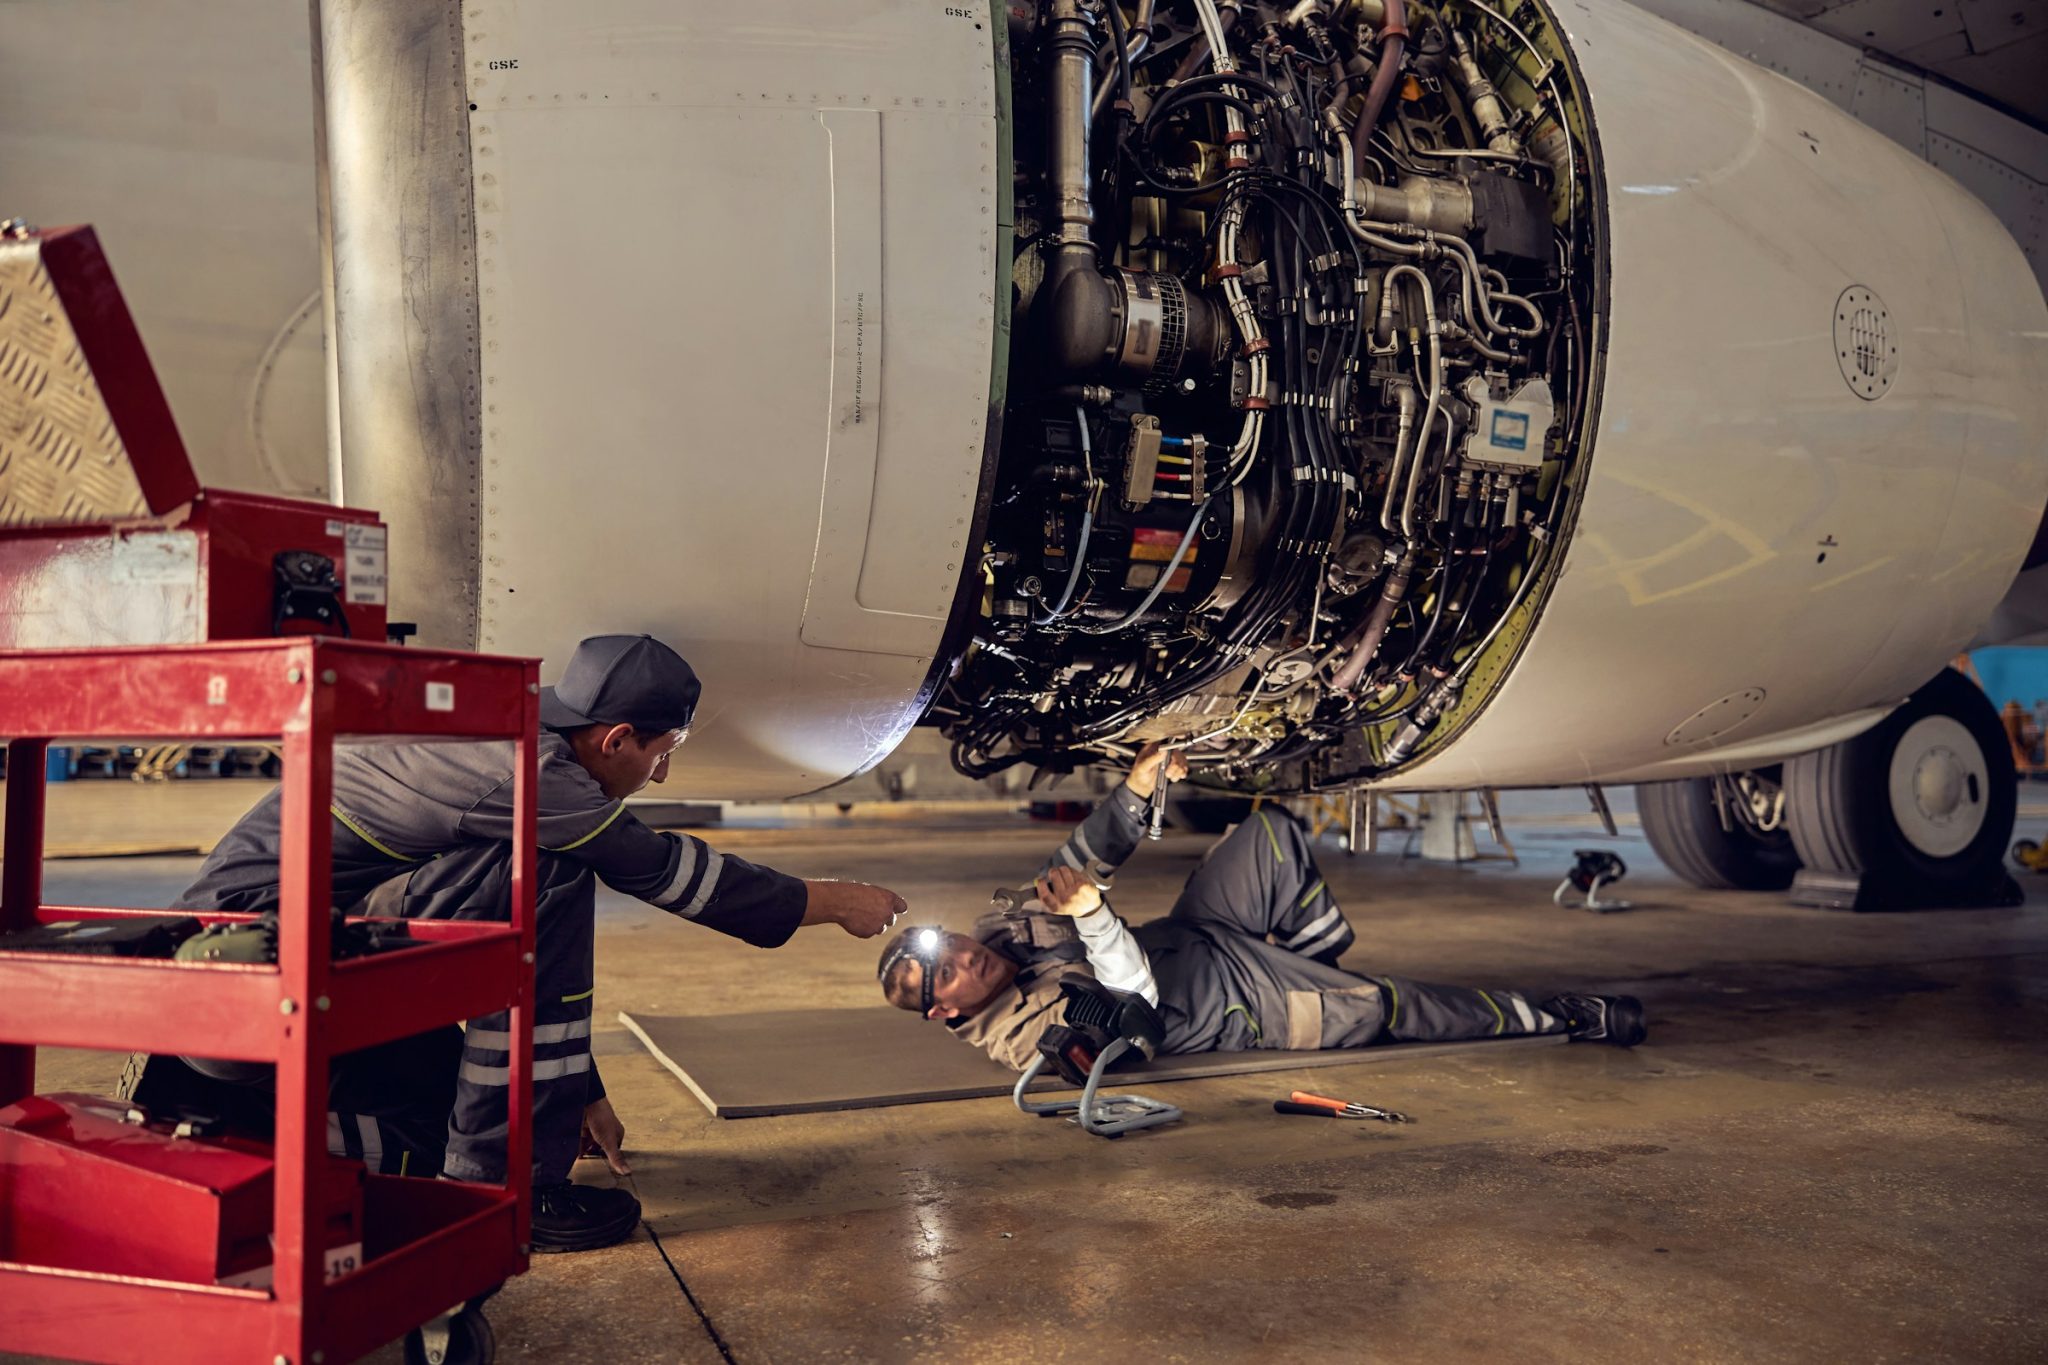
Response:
[1638,770,1801,892]
[1783,668,2022,911]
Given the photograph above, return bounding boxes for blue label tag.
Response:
[1490,410,1530,451]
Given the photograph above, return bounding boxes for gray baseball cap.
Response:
[540,634,701,733]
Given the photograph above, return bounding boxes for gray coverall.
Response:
[173,730,806,1182]
[954,788,1566,1068]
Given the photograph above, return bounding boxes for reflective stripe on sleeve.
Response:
[675,850,724,918]
[1283,905,1342,949]
[653,838,708,907]
[1293,919,1351,961]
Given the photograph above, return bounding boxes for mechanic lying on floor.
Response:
[878,744,1644,1065]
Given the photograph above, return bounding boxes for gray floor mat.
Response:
[618,1008,1562,1117]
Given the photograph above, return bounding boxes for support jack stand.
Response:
[1014,1039,1183,1139]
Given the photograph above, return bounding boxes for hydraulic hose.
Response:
[1331,545,1419,693]
[1350,0,1408,181]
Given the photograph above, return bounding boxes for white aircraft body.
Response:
[6,0,2048,904]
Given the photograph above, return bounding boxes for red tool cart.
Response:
[0,640,539,1363]
[0,225,539,1359]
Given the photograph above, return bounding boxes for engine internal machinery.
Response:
[938,0,1601,790]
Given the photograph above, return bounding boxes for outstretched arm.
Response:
[561,810,902,944]
[1036,742,1192,880]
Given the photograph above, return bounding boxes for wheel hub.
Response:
[1887,715,1989,859]
[1913,747,1966,819]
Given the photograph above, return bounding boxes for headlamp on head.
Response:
[878,925,947,1015]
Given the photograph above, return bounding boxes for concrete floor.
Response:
[12,793,2048,1363]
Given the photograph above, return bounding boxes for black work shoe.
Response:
[1545,993,1647,1047]
[531,1181,641,1253]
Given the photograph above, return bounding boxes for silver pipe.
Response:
[1092,32,1149,120]
[1448,26,1522,155]
[1404,144,1543,168]
[1378,380,1418,532]
[1048,0,1097,254]
[1381,264,1443,540]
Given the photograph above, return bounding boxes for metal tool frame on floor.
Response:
[1013,1039,1183,1138]
[0,637,539,1365]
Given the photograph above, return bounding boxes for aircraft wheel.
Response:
[1785,668,2015,902]
[1638,774,1800,891]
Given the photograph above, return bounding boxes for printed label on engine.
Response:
[1489,409,1531,452]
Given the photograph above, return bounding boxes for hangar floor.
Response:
[11,791,2048,1363]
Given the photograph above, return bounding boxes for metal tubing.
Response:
[1381,265,1444,540]
[1448,26,1522,155]
[1379,381,1419,532]
[1048,0,1098,254]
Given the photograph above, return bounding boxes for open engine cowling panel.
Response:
[934,0,1602,791]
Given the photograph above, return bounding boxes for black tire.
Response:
[1785,668,2016,902]
[1637,776,1800,891]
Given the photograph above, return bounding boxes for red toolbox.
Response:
[0,1093,366,1289]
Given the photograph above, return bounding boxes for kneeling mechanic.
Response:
[135,634,905,1252]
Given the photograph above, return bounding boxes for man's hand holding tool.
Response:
[1126,742,1189,840]
[1035,865,1105,919]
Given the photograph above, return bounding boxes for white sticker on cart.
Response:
[108,531,198,586]
[215,1239,363,1289]
[325,518,345,538]
[426,682,456,712]
[326,1240,363,1281]
[343,523,389,605]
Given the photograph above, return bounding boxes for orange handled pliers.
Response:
[1285,1089,1412,1123]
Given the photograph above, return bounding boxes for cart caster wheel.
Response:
[404,1306,496,1365]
